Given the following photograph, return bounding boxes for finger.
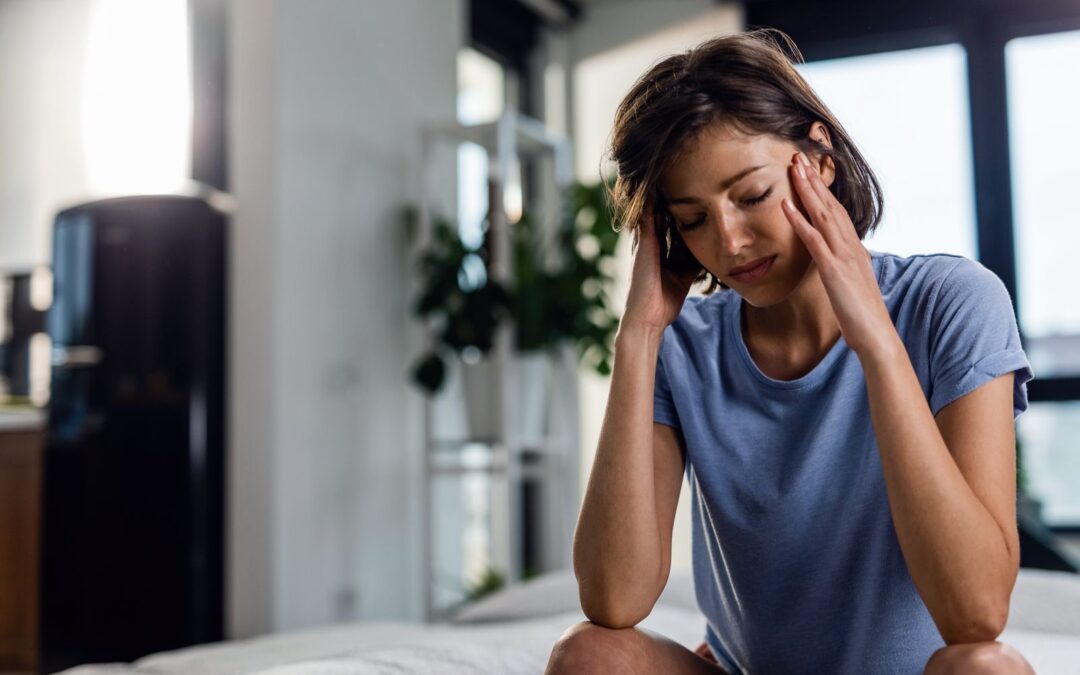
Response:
[782,196,832,266]
[634,204,656,252]
[790,152,839,249]
[797,151,838,214]
[640,205,654,235]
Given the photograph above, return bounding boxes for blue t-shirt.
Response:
[653,250,1034,675]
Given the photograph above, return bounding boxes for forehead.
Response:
[661,126,788,198]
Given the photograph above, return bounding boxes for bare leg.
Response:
[544,620,731,675]
[923,640,1036,674]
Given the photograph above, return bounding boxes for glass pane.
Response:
[1017,401,1080,527]
[456,47,506,249]
[797,45,977,259]
[1005,30,1080,377]
[457,47,505,124]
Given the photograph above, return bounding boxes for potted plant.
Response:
[405,180,621,436]
[406,209,512,396]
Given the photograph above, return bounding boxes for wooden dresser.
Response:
[0,409,46,674]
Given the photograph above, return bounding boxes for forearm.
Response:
[573,321,666,626]
[859,333,1015,644]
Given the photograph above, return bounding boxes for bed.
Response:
[60,567,1080,674]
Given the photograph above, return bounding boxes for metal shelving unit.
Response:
[415,109,579,623]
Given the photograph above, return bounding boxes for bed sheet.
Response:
[59,568,1080,674]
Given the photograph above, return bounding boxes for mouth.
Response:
[728,255,776,283]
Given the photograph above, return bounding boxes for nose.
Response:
[709,205,753,257]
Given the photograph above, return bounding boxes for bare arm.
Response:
[861,337,1019,644]
[573,321,688,628]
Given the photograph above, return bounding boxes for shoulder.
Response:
[918,254,1011,318]
[871,250,1001,303]
[658,291,733,359]
[876,252,1018,342]
[871,248,966,283]
[666,291,732,337]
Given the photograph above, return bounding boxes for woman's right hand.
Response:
[622,204,699,333]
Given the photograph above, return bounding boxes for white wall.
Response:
[0,0,195,272]
[565,2,745,575]
[0,0,94,271]
[229,0,463,636]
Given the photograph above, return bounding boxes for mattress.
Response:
[59,568,1080,674]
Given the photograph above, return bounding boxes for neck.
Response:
[742,260,840,353]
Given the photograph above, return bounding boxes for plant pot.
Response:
[516,350,553,444]
[461,358,502,441]
[460,352,553,442]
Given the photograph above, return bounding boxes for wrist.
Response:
[855,329,907,372]
[615,319,666,349]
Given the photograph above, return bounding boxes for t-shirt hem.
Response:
[653,403,681,429]
[929,348,1034,419]
[705,626,742,675]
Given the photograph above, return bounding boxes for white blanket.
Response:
[60,568,1080,674]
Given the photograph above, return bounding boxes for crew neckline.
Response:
[727,250,885,390]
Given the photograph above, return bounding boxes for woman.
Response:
[544,28,1037,674]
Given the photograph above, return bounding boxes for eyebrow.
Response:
[666,164,768,205]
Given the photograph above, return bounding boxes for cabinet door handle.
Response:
[51,345,104,369]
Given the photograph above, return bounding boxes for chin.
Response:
[732,266,800,307]
[738,286,789,308]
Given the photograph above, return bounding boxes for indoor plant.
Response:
[405,179,621,398]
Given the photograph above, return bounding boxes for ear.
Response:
[807,120,837,188]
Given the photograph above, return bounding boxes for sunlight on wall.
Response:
[82,0,191,194]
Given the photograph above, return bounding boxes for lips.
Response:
[728,255,776,284]
[729,256,774,276]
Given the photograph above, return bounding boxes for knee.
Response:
[923,641,1036,675]
[544,620,643,675]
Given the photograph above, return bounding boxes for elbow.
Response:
[580,602,652,630]
[940,598,1009,645]
[577,581,655,629]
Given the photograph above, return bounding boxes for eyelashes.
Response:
[743,186,774,207]
[675,186,775,232]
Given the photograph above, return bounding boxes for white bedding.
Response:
[60,568,1080,675]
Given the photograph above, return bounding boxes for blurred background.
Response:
[1,0,1079,672]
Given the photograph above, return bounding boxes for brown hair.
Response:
[603,27,884,293]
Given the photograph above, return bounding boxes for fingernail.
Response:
[795,162,806,179]
[798,152,811,166]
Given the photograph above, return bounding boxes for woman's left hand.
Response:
[781,151,898,358]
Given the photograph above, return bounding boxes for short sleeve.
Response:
[927,258,1034,420]
[654,335,682,429]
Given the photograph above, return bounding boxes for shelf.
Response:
[424,110,572,161]
[418,108,579,624]
[428,463,550,478]
[429,441,561,476]
[431,437,560,453]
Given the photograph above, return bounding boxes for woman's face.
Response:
[659,123,834,307]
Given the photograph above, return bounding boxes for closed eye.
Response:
[676,186,774,231]
[743,186,773,206]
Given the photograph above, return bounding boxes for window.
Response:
[455,47,524,253]
[1005,29,1080,375]
[457,47,506,252]
[1005,28,1080,528]
[797,44,977,259]
[1018,402,1080,526]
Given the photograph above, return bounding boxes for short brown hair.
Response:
[603,27,884,293]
